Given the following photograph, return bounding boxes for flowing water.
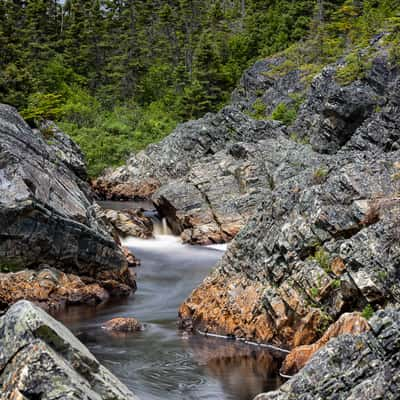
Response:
[56,202,283,400]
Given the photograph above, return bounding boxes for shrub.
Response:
[361,304,374,320]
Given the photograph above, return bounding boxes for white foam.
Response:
[121,234,182,251]
[205,243,229,252]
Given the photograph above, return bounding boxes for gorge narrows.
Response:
[56,202,283,400]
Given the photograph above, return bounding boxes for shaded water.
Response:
[57,202,282,399]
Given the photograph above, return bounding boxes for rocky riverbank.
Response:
[99,33,400,396]
[0,104,137,311]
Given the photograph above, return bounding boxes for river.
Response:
[56,202,283,400]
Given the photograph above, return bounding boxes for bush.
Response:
[270,102,298,125]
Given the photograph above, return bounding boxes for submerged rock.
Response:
[0,104,136,300]
[255,308,400,400]
[103,317,143,333]
[0,300,138,399]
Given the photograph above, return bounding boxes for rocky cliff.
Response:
[0,105,135,309]
[180,42,400,346]
[0,300,138,399]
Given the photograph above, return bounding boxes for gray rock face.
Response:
[0,300,138,399]
[231,56,306,115]
[254,307,400,400]
[0,104,128,280]
[95,105,286,243]
[180,147,400,345]
[292,49,400,154]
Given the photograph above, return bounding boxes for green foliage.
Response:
[21,93,64,123]
[314,247,331,273]
[310,287,320,299]
[290,132,310,145]
[361,304,374,320]
[251,98,267,120]
[331,279,341,289]
[2,0,400,176]
[270,102,298,126]
[335,52,373,85]
[0,261,23,273]
[313,168,329,184]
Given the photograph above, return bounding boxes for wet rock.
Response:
[0,268,109,312]
[103,317,143,333]
[0,104,136,299]
[254,307,400,400]
[122,246,140,268]
[0,300,138,399]
[98,208,153,239]
[281,312,369,375]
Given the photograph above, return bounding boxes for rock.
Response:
[36,120,88,180]
[0,300,138,399]
[0,104,136,299]
[231,56,306,116]
[254,307,400,400]
[0,268,109,312]
[95,106,286,243]
[180,146,400,347]
[292,48,400,154]
[178,44,400,343]
[280,312,369,375]
[122,246,140,268]
[98,207,153,239]
[179,149,400,345]
[103,317,143,333]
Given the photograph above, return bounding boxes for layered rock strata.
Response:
[0,300,138,399]
[0,104,136,305]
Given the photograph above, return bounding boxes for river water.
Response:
[57,202,283,400]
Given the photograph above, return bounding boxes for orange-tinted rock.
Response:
[103,317,143,333]
[331,257,346,276]
[281,312,370,375]
[92,178,160,200]
[0,268,109,312]
[179,272,324,348]
[122,246,140,268]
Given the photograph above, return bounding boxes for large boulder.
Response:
[254,308,400,400]
[0,104,135,302]
[0,300,138,399]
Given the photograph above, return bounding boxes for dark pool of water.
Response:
[57,205,283,399]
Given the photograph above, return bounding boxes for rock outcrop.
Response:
[0,268,109,312]
[95,106,286,244]
[0,104,136,304]
[255,308,400,400]
[0,300,138,399]
[98,208,153,239]
[179,44,400,345]
[280,312,369,376]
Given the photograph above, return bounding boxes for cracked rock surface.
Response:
[0,300,138,399]
[0,104,135,302]
[254,307,400,400]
